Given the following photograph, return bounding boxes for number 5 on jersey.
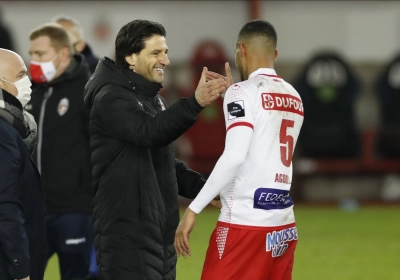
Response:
[279,119,294,167]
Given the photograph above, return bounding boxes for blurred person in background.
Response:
[175,20,304,280]
[83,19,226,280]
[55,15,100,279]
[25,23,93,280]
[0,48,46,280]
[54,15,99,74]
[55,15,100,280]
[0,6,15,51]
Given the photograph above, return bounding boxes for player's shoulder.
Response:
[281,79,302,100]
[227,79,255,95]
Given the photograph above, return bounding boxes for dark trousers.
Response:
[46,213,93,280]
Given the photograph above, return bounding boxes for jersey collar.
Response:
[249,68,280,79]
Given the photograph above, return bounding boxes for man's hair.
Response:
[238,20,277,48]
[29,23,72,53]
[115,19,166,68]
[53,15,84,42]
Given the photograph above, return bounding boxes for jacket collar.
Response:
[122,67,162,97]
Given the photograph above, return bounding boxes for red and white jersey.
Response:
[189,68,304,227]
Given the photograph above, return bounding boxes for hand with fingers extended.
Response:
[174,208,197,258]
[206,62,234,96]
[195,67,226,107]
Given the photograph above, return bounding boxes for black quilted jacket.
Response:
[84,57,206,280]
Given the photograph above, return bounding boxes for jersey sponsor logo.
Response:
[261,93,304,116]
[58,97,69,116]
[266,226,298,257]
[253,188,294,210]
[227,100,245,120]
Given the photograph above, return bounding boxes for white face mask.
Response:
[1,76,32,107]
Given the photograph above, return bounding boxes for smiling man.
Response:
[84,19,227,279]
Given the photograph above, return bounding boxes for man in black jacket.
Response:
[84,20,226,280]
[0,48,46,280]
[54,15,100,279]
[25,23,93,280]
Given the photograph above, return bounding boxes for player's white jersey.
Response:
[219,68,304,227]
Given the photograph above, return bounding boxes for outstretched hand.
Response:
[175,208,197,258]
[195,67,226,107]
[206,62,234,97]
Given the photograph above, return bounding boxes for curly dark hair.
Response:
[115,19,166,68]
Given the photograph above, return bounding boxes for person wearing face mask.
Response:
[0,48,46,280]
[24,23,93,280]
[52,16,100,279]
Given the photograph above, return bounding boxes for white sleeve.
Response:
[224,83,254,130]
[189,84,254,214]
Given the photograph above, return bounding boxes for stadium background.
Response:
[1,1,399,279]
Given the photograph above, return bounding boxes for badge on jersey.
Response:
[227,100,245,120]
[58,97,69,116]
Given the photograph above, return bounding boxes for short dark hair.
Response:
[115,20,166,68]
[238,20,277,47]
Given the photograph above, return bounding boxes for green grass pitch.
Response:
[44,206,400,280]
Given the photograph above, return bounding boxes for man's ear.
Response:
[125,53,137,68]
[0,79,12,95]
[239,43,247,57]
[60,46,71,61]
[75,41,86,53]
[274,49,279,61]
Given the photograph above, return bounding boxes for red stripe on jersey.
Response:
[259,74,282,78]
[226,122,254,131]
[261,93,304,116]
[217,221,296,231]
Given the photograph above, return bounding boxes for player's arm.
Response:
[175,126,253,258]
[189,126,253,213]
[175,84,254,257]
